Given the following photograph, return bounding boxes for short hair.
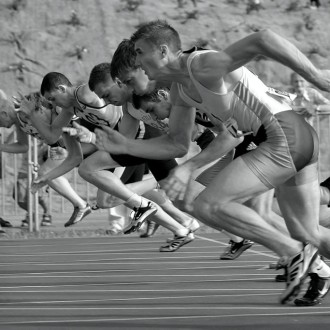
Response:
[40,72,72,95]
[110,39,137,80]
[131,19,181,52]
[88,62,111,91]
[132,88,170,109]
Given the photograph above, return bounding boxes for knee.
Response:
[193,196,226,220]
[78,163,91,179]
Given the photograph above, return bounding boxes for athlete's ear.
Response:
[115,78,123,88]
[160,44,169,58]
[57,85,67,93]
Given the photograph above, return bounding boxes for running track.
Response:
[0,232,329,329]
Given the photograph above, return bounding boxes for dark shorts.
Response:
[111,154,177,182]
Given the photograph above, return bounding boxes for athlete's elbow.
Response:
[71,154,83,166]
[174,144,189,158]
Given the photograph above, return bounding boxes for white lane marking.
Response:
[196,235,278,259]
[2,311,330,326]
[0,292,280,305]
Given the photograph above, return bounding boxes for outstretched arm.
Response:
[0,125,28,153]
[29,109,74,145]
[31,133,83,192]
[95,103,195,160]
[206,29,330,92]
[162,123,242,202]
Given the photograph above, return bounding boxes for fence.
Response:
[0,130,99,231]
[1,111,330,231]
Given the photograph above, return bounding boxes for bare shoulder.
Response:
[79,84,103,106]
[191,50,232,81]
[170,83,191,108]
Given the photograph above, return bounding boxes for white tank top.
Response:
[177,50,292,137]
[126,103,169,133]
[74,85,122,128]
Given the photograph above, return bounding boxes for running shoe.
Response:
[41,214,52,227]
[123,201,157,235]
[140,221,160,238]
[220,239,254,260]
[21,218,29,228]
[165,219,199,243]
[273,256,288,282]
[159,233,194,252]
[280,243,318,304]
[64,204,92,227]
[294,273,330,306]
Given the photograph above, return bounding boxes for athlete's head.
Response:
[0,90,15,128]
[88,62,129,106]
[132,88,171,120]
[40,72,73,108]
[131,20,181,80]
[110,39,150,95]
[290,73,307,96]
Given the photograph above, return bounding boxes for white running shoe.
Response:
[280,243,318,304]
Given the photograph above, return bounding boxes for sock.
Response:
[310,255,330,278]
[126,193,148,209]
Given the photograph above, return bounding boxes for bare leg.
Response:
[39,158,87,208]
[193,157,303,258]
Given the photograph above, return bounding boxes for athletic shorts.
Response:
[111,154,177,182]
[111,123,177,182]
[241,110,319,188]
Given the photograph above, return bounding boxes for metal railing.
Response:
[1,111,330,230]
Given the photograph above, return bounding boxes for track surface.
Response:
[1,232,330,329]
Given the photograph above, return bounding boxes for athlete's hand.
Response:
[49,146,68,160]
[14,92,40,117]
[63,122,95,144]
[162,163,195,207]
[94,126,127,154]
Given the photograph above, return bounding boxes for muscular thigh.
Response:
[198,157,269,204]
[80,150,120,172]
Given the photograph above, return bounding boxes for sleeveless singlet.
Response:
[126,103,169,133]
[73,85,122,128]
[177,50,292,137]
[16,104,65,148]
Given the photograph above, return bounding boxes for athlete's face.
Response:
[43,86,71,109]
[119,68,150,96]
[140,97,171,120]
[93,78,127,106]
[0,110,14,128]
[0,99,15,128]
[291,75,306,95]
[134,39,164,80]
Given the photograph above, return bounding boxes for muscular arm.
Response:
[178,124,242,173]
[117,104,140,139]
[222,29,330,91]
[31,133,83,192]
[123,103,195,159]
[196,29,330,92]
[0,124,28,153]
[30,108,74,145]
[39,133,83,182]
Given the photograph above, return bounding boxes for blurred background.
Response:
[1,0,330,223]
